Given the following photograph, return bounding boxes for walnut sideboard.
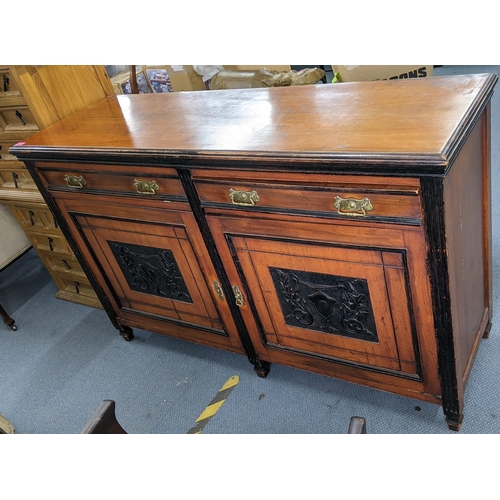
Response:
[10,73,497,431]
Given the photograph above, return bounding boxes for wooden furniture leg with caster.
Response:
[0,303,16,331]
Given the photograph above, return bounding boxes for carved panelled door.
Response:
[206,215,434,382]
[231,236,419,374]
[57,198,244,352]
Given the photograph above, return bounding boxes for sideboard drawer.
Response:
[192,170,422,223]
[35,163,187,201]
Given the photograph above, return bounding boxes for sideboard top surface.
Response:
[10,73,497,173]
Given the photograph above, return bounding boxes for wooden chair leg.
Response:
[0,303,16,331]
[348,416,367,434]
[81,400,127,434]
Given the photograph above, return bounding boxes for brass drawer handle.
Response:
[213,281,225,300]
[64,174,86,189]
[232,285,244,307]
[334,196,373,217]
[229,188,260,206]
[133,179,160,194]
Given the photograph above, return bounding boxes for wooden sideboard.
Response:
[0,66,115,308]
[10,73,497,431]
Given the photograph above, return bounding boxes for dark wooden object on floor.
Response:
[11,73,497,431]
[0,302,16,330]
[348,416,367,434]
[81,400,126,434]
[81,399,363,433]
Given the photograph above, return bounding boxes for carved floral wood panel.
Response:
[108,241,193,303]
[269,267,378,342]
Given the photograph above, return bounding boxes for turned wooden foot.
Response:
[446,415,463,432]
[0,303,16,331]
[253,360,270,378]
[483,321,492,339]
[120,326,134,341]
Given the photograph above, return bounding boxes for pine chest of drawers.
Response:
[0,65,116,308]
[11,73,497,430]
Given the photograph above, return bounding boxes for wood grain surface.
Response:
[12,74,497,172]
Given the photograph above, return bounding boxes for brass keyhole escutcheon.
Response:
[213,281,225,300]
[232,285,244,307]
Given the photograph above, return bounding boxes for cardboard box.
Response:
[332,65,433,82]
[223,65,291,73]
[164,65,206,92]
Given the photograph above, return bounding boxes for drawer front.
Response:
[28,231,72,254]
[0,105,38,134]
[0,68,21,95]
[10,203,58,230]
[38,250,86,277]
[36,162,186,201]
[52,273,100,302]
[0,162,36,190]
[193,170,422,223]
[0,67,21,99]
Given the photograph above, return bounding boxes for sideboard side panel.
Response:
[443,110,490,386]
[482,102,493,326]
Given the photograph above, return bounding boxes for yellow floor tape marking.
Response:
[195,400,225,422]
[187,375,239,434]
